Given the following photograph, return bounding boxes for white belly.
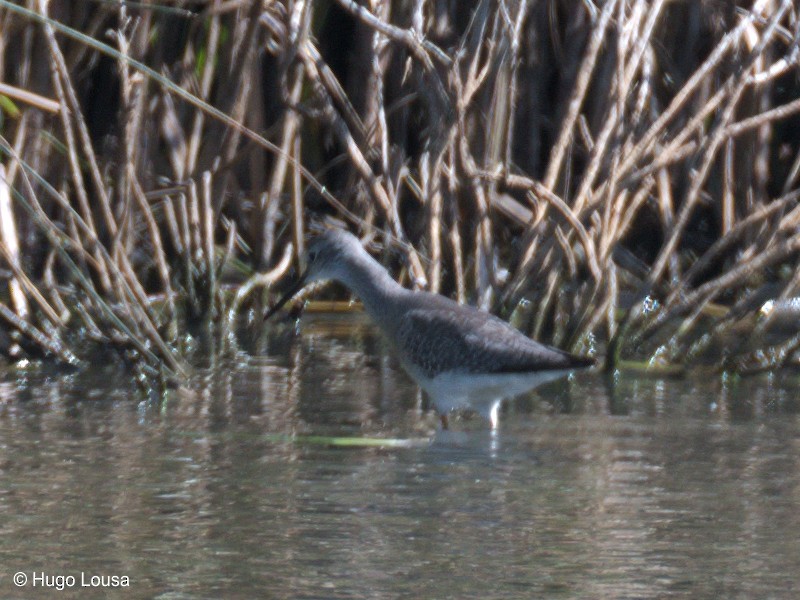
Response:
[406,366,574,421]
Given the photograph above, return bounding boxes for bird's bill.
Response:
[264,271,307,321]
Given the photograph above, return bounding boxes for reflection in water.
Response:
[0,313,799,598]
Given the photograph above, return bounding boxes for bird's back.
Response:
[391,292,592,379]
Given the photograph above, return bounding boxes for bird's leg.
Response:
[440,413,449,430]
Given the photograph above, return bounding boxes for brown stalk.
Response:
[334,0,452,68]
[262,18,306,265]
[504,175,602,282]
[0,301,78,365]
[0,82,59,113]
[291,132,304,268]
[201,171,217,317]
[39,0,118,239]
[615,0,772,180]
[543,0,617,192]
[646,0,791,292]
[0,164,29,321]
[298,38,427,286]
[5,139,184,373]
[184,1,221,176]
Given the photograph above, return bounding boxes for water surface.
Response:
[1,313,799,598]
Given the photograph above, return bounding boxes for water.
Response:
[1,313,800,598]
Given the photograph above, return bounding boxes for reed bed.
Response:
[0,0,798,379]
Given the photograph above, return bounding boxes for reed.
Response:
[0,0,797,377]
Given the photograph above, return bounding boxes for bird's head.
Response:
[264,229,366,320]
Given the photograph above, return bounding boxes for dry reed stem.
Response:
[335,0,452,68]
[1,138,187,375]
[616,0,771,179]
[0,82,59,113]
[298,36,427,286]
[0,164,29,321]
[0,0,797,374]
[40,1,117,239]
[263,64,304,265]
[132,176,176,324]
[647,1,790,291]
[0,301,78,365]
[544,0,617,192]
[201,171,217,316]
[659,230,800,349]
[42,250,70,322]
[185,4,221,177]
[4,1,361,238]
[224,241,294,341]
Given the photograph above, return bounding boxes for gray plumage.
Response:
[394,294,592,379]
[265,229,593,428]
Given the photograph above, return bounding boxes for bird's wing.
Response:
[395,304,590,377]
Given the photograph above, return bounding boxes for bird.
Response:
[264,229,593,429]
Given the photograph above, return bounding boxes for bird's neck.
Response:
[339,253,407,322]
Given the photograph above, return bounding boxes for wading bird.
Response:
[265,229,593,428]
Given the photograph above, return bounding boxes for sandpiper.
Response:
[265,229,593,428]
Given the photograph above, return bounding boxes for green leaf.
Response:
[0,95,21,119]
